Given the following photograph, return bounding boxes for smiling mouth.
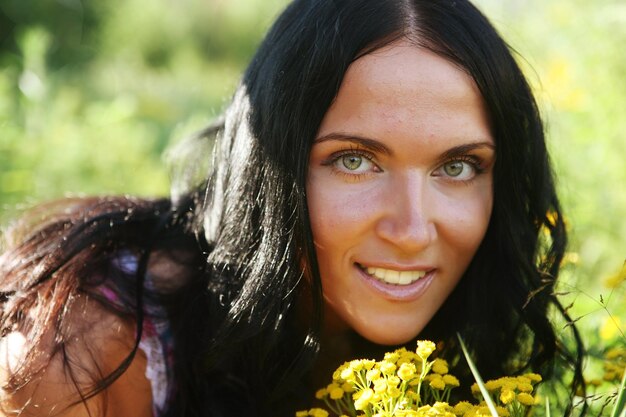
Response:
[356,263,428,286]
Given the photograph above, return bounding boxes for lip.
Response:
[354,263,435,302]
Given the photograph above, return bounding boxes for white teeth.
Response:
[365,266,427,285]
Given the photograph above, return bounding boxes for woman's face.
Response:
[306,40,495,345]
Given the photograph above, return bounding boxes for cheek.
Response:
[434,185,493,256]
[307,178,380,248]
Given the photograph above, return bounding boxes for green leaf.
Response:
[457,333,499,417]
[610,367,626,417]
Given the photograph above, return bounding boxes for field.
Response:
[0,0,624,414]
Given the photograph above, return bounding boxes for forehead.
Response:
[345,40,481,109]
[318,39,492,147]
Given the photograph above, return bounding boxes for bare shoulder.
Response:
[0,294,153,417]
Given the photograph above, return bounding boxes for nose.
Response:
[375,173,436,253]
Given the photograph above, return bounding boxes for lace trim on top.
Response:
[98,253,175,417]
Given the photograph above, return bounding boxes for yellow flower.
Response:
[373,379,388,394]
[308,408,329,417]
[388,386,402,398]
[484,379,501,392]
[495,406,509,417]
[350,359,365,371]
[523,373,542,383]
[443,374,460,387]
[433,402,453,412]
[340,367,355,381]
[341,381,355,393]
[516,393,535,406]
[329,386,344,400]
[398,362,417,381]
[388,375,401,387]
[429,376,446,390]
[432,359,449,375]
[407,390,421,402]
[366,368,382,382]
[453,401,473,416]
[380,360,397,375]
[354,388,374,410]
[315,388,328,399]
[500,389,515,405]
[416,340,437,360]
[385,350,401,363]
[296,411,309,417]
[476,406,493,417]
[470,383,480,394]
[517,382,533,393]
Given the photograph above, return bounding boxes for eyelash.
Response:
[321,148,379,180]
[439,155,486,184]
[321,149,486,183]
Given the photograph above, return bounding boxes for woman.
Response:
[0,0,584,416]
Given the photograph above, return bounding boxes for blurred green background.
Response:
[0,0,624,407]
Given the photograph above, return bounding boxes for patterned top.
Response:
[98,252,176,417]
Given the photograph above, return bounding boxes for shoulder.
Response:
[0,294,153,417]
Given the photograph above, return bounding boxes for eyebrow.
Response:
[314,133,495,159]
[313,133,393,155]
[438,142,495,162]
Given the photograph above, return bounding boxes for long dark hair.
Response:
[0,0,585,416]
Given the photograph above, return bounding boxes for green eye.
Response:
[443,161,465,177]
[342,155,363,170]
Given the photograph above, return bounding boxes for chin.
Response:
[355,324,423,346]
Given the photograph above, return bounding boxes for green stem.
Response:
[457,333,499,417]
[610,367,626,417]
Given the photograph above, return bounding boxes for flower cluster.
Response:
[468,374,541,417]
[602,346,626,383]
[295,340,541,417]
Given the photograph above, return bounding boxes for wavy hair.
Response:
[0,1,584,416]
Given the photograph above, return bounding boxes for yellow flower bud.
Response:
[432,359,449,375]
[340,367,354,381]
[315,388,328,399]
[350,359,364,371]
[354,388,374,411]
[429,376,446,390]
[443,374,460,387]
[398,362,417,381]
[374,379,388,393]
[341,381,355,393]
[484,379,501,392]
[388,375,401,387]
[476,406,492,417]
[416,340,437,360]
[500,389,515,405]
[295,411,309,417]
[523,373,542,383]
[329,386,344,400]
[388,386,402,398]
[517,382,533,393]
[453,401,473,416]
[380,361,397,375]
[385,351,400,363]
[516,393,535,406]
[308,408,329,417]
[496,406,510,417]
[366,368,382,382]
